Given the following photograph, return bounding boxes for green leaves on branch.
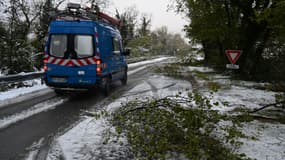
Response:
[112,93,252,160]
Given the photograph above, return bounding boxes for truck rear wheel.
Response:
[121,69,127,85]
[100,77,111,96]
[54,89,64,95]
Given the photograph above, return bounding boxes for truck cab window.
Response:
[112,38,121,55]
[50,35,67,57]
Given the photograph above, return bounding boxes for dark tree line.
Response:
[172,0,285,81]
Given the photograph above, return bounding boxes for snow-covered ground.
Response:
[186,66,214,73]
[0,79,47,102]
[128,57,172,69]
[189,66,282,113]
[189,66,285,160]
[45,75,192,160]
[239,121,285,160]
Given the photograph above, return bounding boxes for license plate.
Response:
[52,77,66,83]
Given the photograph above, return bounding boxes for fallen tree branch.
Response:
[250,100,285,113]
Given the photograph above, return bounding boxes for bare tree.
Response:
[116,5,139,46]
[18,0,41,33]
[138,13,151,36]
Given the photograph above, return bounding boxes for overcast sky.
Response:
[110,0,187,35]
[70,0,187,36]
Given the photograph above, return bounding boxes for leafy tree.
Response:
[127,35,152,57]
[151,26,171,55]
[128,25,189,57]
[172,0,285,81]
[0,0,34,74]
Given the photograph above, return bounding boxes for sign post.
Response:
[225,50,242,69]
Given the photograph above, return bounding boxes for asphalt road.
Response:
[0,64,156,160]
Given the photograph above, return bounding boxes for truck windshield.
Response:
[49,34,94,58]
[50,35,67,58]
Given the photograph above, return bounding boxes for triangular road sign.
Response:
[225,50,242,64]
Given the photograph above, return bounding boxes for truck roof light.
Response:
[67,3,81,10]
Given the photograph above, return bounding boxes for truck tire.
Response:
[121,69,128,85]
[54,89,64,95]
[101,77,111,96]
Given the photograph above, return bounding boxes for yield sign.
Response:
[225,50,242,64]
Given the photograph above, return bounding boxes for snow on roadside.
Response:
[0,70,44,78]
[186,66,215,73]
[239,121,285,160]
[209,86,278,112]
[128,57,172,69]
[0,79,47,101]
[127,66,147,76]
[188,66,281,112]
[190,66,285,160]
[46,76,192,160]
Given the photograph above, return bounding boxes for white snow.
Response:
[209,85,278,112]
[127,66,147,76]
[0,71,44,78]
[128,57,173,69]
[25,138,45,160]
[0,79,47,102]
[47,117,109,160]
[186,66,215,73]
[239,121,285,160]
[186,66,280,113]
[188,66,285,160]
[0,97,67,130]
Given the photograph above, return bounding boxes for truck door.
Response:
[112,37,125,80]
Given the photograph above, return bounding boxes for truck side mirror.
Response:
[123,48,130,56]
